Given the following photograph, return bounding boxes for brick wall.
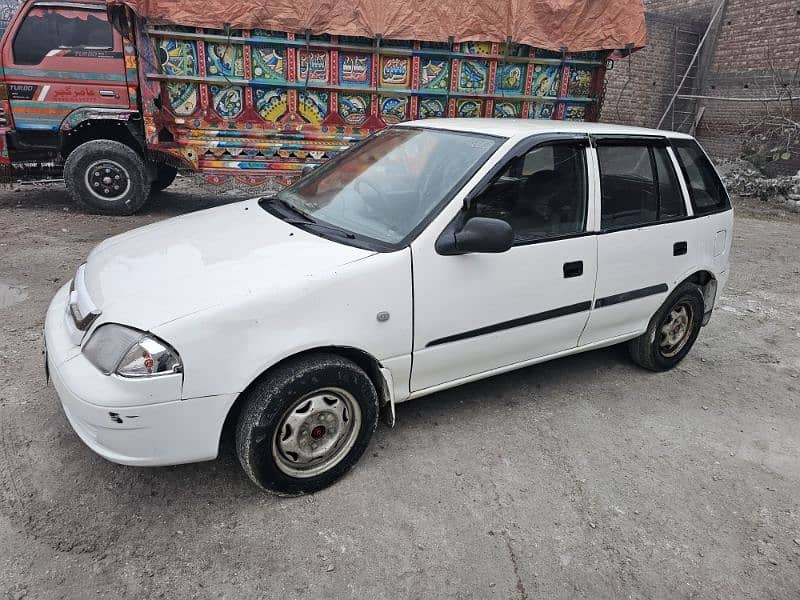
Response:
[644,0,717,21]
[696,0,800,173]
[601,0,800,174]
[602,12,704,129]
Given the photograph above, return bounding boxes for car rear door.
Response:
[579,136,699,345]
[410,134,599,392]
[2,1,130,147]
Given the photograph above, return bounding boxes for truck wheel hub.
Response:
[85,160,131,201]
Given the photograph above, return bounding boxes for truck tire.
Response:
[628,282,705,372]
[152,164,178,193]
[236,353,379,495]
[64,140,150,215]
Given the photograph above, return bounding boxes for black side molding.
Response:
[594,284,669,309]
[426,301,592,347]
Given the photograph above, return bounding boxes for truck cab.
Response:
[0,0,173,213]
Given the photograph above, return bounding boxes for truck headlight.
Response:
[82,324,182,377]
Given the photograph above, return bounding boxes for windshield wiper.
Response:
[261,194,356,239]
[262,194,314,222]
[283,219,356,239]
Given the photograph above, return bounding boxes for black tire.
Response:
[628,282,705,372]
[152,164,178,193]
[235,353,379,495]
[64,139,150,215]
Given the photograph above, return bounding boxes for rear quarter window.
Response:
[671,139,730,215]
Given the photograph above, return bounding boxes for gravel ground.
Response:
[1,181,799,600]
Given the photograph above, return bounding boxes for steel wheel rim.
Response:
[658,302,694,358]
[272,387,362,478]
[85,159,131,202]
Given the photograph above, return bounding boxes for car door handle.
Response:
[563,261,583,278]
[99,89,118,98]
[673,241,687,256]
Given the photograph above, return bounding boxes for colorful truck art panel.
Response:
[379,96,408,123]
[496,63,525,94]
[494,101,522,118]
[297,50,328,84]
[157,38,199,116]
[567,67,592,97]
[419,96,446,118]
[380,57,410,87]
[252,47,286,81]
[339,53,371,86]
[145,27,607,186]
[298,90,329,124]
[339,95,369,125]
[458,60,489,94]
[207,43,244,78]
[210,85,243,118]
[254,88,288,122]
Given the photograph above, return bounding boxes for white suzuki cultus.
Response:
[45,119,733,494]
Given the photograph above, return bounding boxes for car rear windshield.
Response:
[272,127,503,247]
[671,139,730,215]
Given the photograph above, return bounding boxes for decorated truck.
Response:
[0,0,645,214]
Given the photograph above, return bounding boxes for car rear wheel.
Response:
[64,139,150,215]
[235,353,379,495]
[628,282,705,371]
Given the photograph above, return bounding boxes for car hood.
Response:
[84,198,375,330]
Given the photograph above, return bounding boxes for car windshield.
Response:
[272,127,502,245]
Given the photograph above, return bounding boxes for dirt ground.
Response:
[1,180,799,600]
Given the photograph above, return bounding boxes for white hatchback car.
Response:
[44,119,733,494]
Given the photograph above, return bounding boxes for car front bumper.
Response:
[45,284,237,467]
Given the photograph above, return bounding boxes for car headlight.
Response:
[82,324,182,377]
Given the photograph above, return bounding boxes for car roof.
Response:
[397,118,695,141]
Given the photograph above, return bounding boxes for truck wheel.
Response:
[236,353,379,495]
[152,164,178,193]
[64,140,150,215]
[628,282,705,372]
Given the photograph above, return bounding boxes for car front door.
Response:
[410,135,599,392]
[578,137,699,345]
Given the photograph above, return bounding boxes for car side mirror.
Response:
[437,217,513,255]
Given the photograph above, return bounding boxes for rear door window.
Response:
[597,142,688,229]
[671,139,730,215]
[653,146,687,219]
[597,144,658,229]
[12,7,113,65]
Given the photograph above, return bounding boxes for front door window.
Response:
[467,142,588,244]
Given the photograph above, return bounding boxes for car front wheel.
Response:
[235,353,379,495]
[628,282,705,371]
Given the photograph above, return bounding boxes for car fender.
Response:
[153,247,414,402]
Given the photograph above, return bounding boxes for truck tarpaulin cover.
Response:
[110,0,646,51]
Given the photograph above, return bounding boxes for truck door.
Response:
[1,1,130,149]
